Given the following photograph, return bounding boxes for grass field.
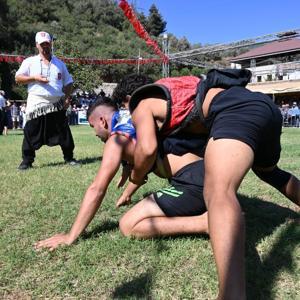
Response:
[0,126,299,299]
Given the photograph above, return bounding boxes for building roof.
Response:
[231,38,300,62]
[247,79,300,94]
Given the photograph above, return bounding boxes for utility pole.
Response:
[137,49,141,74]
[162,33,169,77]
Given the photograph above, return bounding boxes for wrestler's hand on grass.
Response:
[116,194,131,208]
[34,233,74,251]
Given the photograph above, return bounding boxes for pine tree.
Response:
[146,4,166,37]
[137,11,148,30]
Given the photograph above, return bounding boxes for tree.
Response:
[1,0,223,99]
[54,39,103,93]
[0,0,10,51]
[137,11,148,30]
[146,4,166,37]
[176,37,191,52]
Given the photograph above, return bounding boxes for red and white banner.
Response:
[0,55,26,63]
[0,54,162,65]
[118,0,168,62]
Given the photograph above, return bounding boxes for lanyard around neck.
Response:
[40,59,52,79]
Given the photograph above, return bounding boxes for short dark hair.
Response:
[112,74,154,107]
[87,96,118,120]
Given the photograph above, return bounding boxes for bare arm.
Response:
[117,163,133,188]
[117,152,202,208]
[15,74,49,84]
[116,181,141,208]
[62,83,74,108]
[130,102,158,185]
[34,135,129,251]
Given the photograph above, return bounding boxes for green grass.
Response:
[0,126,299,299]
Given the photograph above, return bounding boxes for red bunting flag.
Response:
[118,0,168,62]
[0,54,162,65]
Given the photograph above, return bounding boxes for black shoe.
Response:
[18,161,32,170]
[65,159,80,166]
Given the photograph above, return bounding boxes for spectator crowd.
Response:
[0,90,105,132]
[3,92,299,131]
[0,90,27,135]
[280,101,300,127]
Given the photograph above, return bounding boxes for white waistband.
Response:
[26,94,64,120]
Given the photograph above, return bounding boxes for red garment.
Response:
[129,76,201,136]
[155,76,201,136]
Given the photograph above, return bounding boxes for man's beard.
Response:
[43,48,51,56]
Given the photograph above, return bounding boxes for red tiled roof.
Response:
[231,38,300,62]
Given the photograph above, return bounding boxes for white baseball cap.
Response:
[35,31,52,44]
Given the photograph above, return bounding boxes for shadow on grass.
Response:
[4,130,24,135]
[79,156,103,165]
[111,271,153,299]
[110,194,299,299]
[239,195,300,299]
[40,156,102,168]
[81,220,119,240]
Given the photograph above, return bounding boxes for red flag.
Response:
[0,54,161,65]
[119,0,168,62]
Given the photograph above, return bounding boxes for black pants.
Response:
[21,110,75,164]
[0,109,5,134]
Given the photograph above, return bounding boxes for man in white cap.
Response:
[15,31,78,170]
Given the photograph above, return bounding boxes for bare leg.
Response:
[204,138,254,300]
[132,214,208,238]
[280,175,300,207]
[253,166,300,207]
[119,195,208,239]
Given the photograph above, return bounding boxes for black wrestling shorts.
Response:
[205,86,283,167]
[153,160,206,217]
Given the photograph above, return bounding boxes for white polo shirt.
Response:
[16,55,73,97]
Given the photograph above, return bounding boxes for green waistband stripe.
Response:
[158,187,183,197]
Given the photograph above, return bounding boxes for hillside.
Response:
[0,0,241,98]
